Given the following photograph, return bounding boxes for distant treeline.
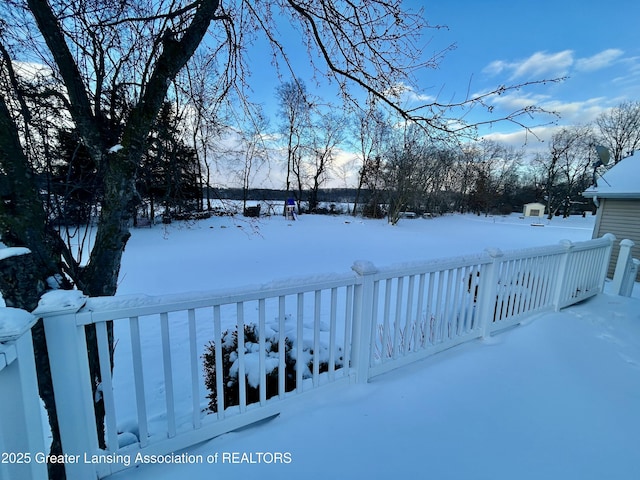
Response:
[209,188,362,203]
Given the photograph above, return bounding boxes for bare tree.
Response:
[595,101,640,163]
[236,109,270,212]
[455,145,479,213]
[350,102,392,215]
[383,125,428,224]
[555,126,596,216]
[307,111,346,211]
[276,78,313,212]
[534,126,595,218]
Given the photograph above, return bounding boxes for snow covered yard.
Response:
[117,212,600,295]
[99,212,640,480]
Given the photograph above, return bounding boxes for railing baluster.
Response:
[129,316,149,446]
[414,273,426,348]
[370,279,380,365]
[329,287,338,378]
[382,279,392,359]
[187,309,201,429]
[451,267,463,336]
[434,271,444,342]
[343,284,353,374]
[160,312,176,437]
[278,296,286,397]
[426,272,435,343]
[236,302,246,412]
[403,275,415,353]
[443,269,455,339]
[213,306,225,418]
[258,299,266,405]
[95,321,118,450]
[296,293,304,392]
[313,290,321,384]
[461,265,475,333]
[393,277,403,358]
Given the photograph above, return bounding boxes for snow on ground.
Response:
[117,213,599,295]
[97,213,640,479]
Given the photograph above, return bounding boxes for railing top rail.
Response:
[368,252,492,280]
[74,272,357,324]
[493,235,614,261]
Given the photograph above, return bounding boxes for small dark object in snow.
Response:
[531,223,545,227]
[244,205,261,217]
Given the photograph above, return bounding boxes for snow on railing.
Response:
[33,234,616,479]
[0,308,47,480]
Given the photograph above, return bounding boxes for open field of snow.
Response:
[102,212,640,480]
[117,212,600,295]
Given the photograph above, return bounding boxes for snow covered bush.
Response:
[202,323,343,412]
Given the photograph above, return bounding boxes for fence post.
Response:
[612,239,636,296]
[351,261,378,383]
[612,239,635,295]
[552,239,574,311]
[598,234,616,290]
[476,248,503,339]
[627,259,640,297]
[0,308,48,480]
[37,296,100,480]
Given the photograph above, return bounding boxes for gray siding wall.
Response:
[593,198,640,279]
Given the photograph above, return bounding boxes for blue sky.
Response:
[422,0,640,143]
[242,0,640,148]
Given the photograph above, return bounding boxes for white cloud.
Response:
[489,92,606,121]
[483,50,575,81]
[485,48,627,83]
[575,49,624,72]
[536,97,609,124]
[485,91,552,111]
[481,127,551,151]
[511,50,574,80]
[482,60,509,76]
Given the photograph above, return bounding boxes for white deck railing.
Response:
[612,239,640,297]
[1,234,621,479]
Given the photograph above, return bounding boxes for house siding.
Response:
[593,199,640,279]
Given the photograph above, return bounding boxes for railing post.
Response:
[0,308,48,480]
[476,248,503,339]
[552,239,574,311]
[351,261,378,383]
[599,234,616,287]
[36,293,99,480]
[612,239,636,296]
[627,259,640,297]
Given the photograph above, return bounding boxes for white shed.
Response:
[522,202,545,217]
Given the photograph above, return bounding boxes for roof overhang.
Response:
[582,191,640,199]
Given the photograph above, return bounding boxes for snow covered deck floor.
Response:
[109,293,640,480]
